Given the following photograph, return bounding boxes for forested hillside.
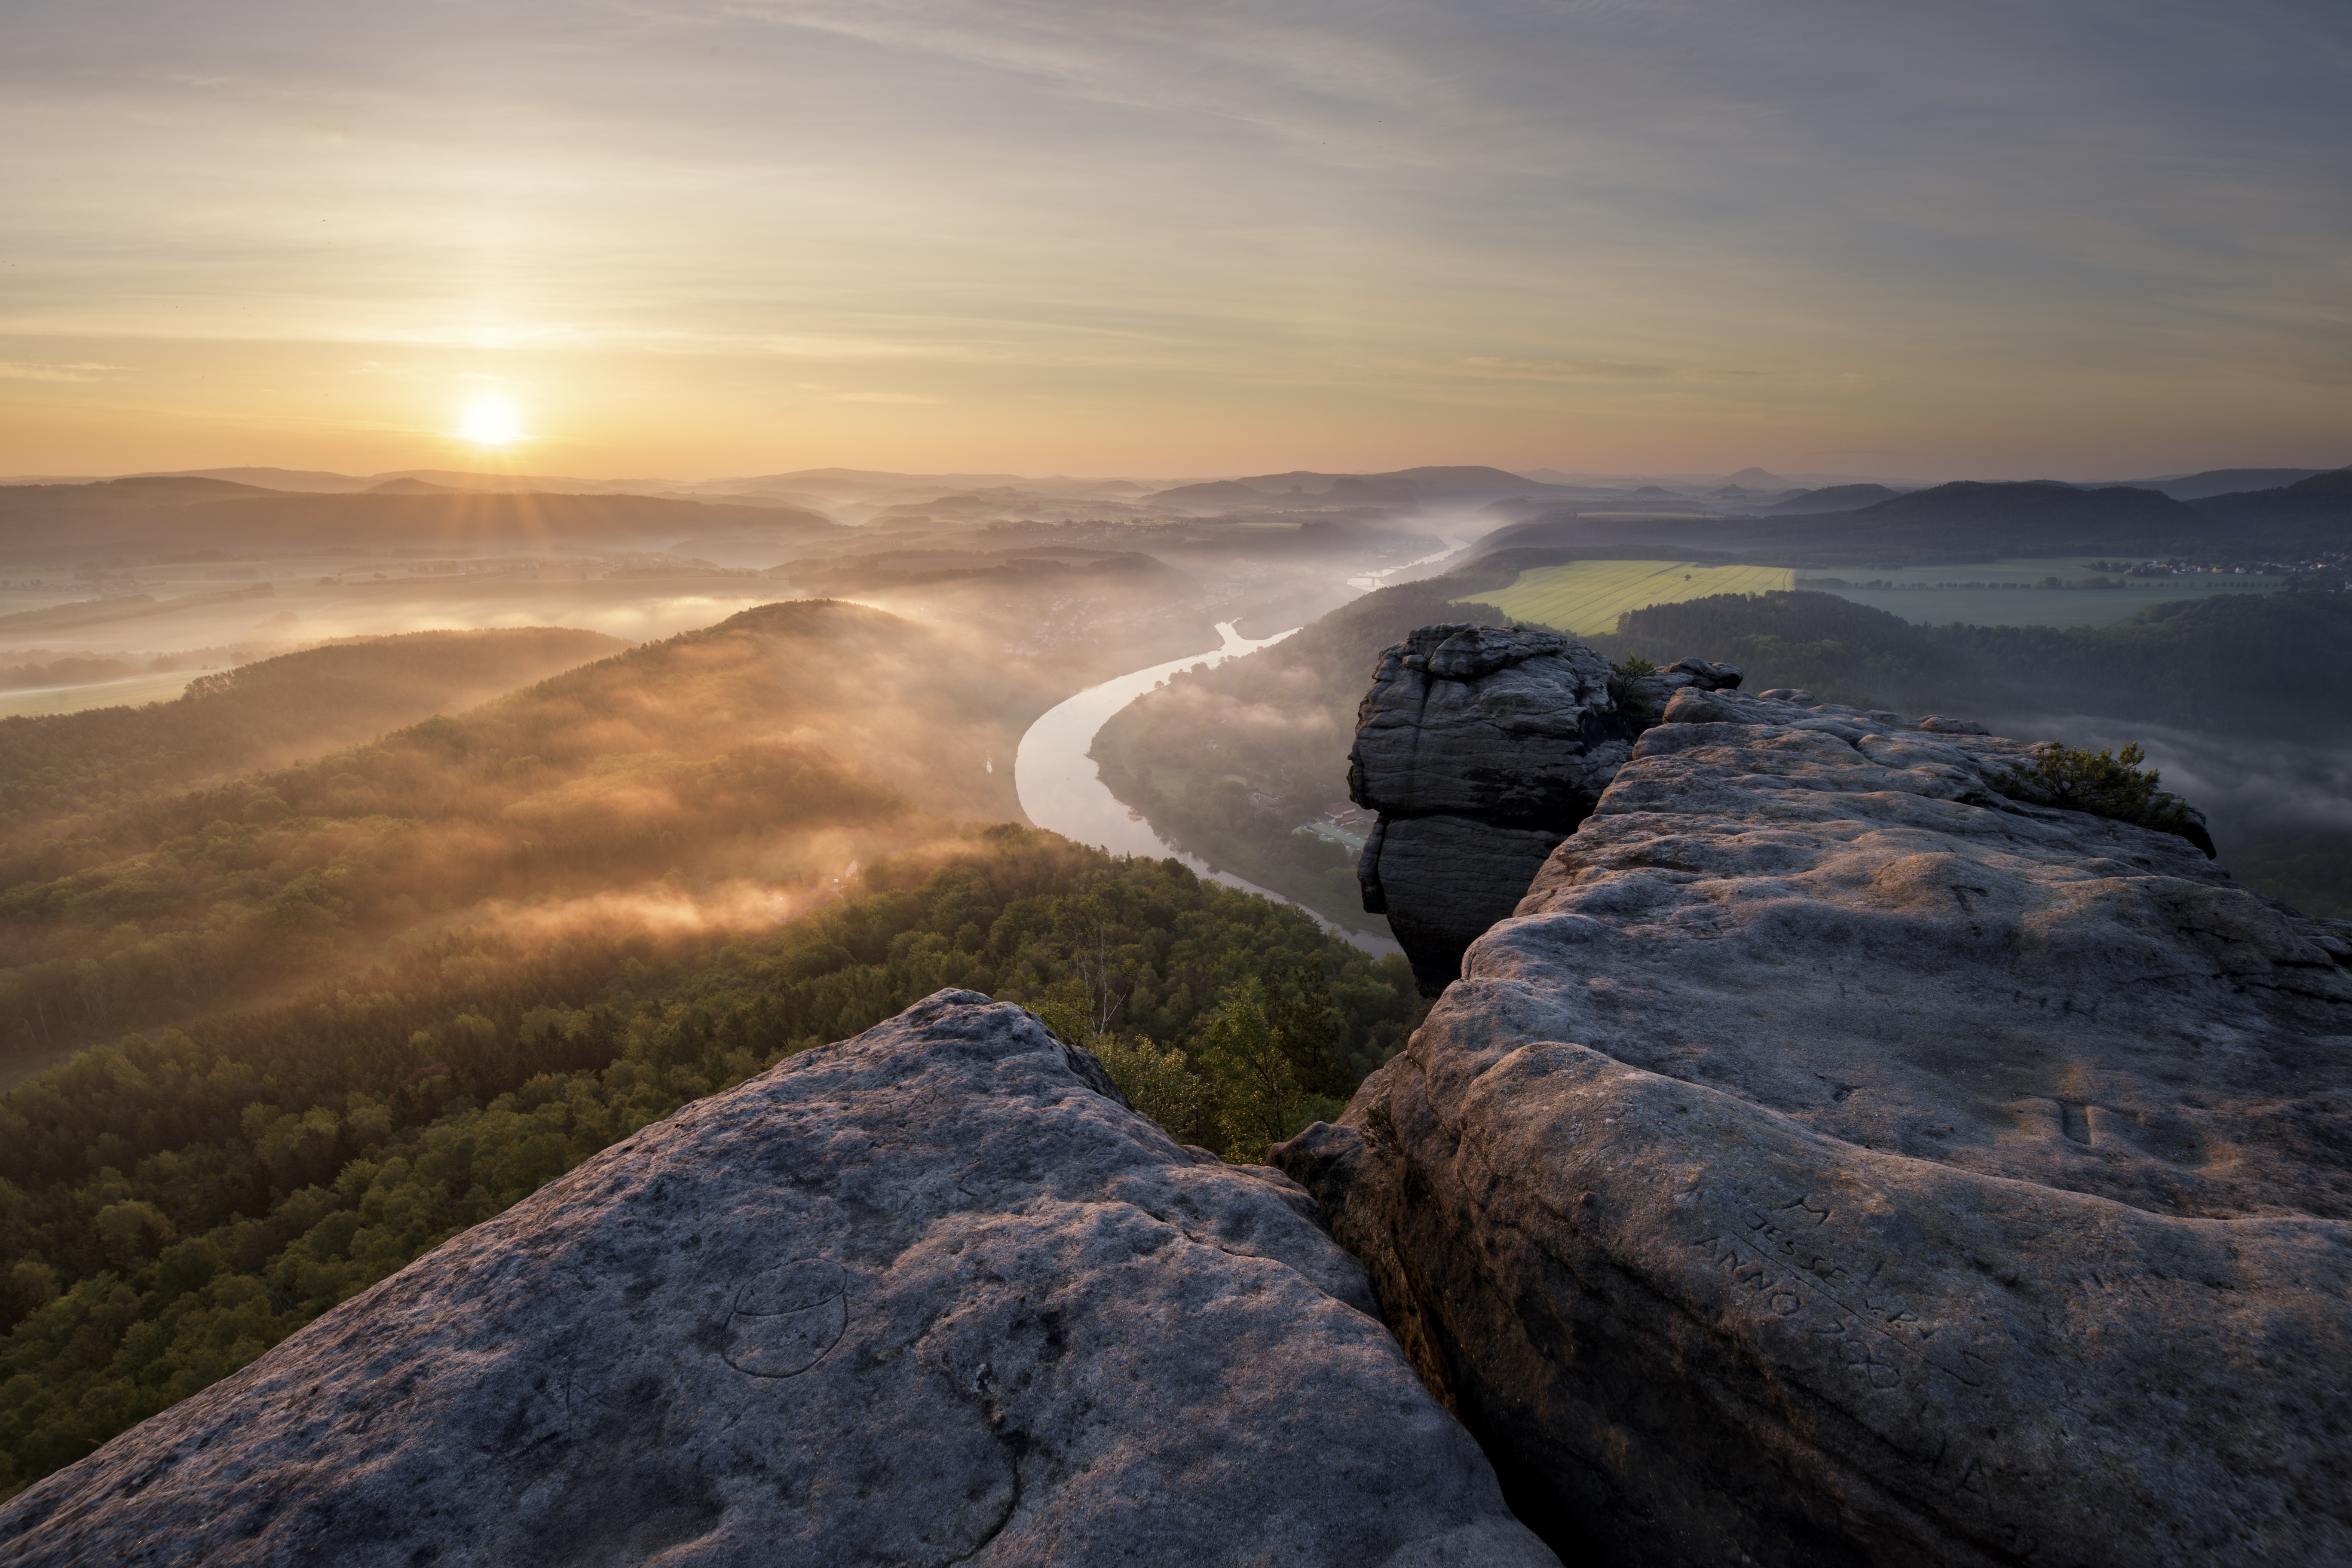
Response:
[1937,591,2352,738]
[0,628,624,841]
[1592,588,2352,742]
[0,828,1418,1498]
[1089,578,1507,927]
[0,601,1047,1081]
[1477,484,2267,576]
[1591,590,1984,713]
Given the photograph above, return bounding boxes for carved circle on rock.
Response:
[723,1258,848,1378]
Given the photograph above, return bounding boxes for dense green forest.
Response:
[1,601,1046,1079]
[0,628,623,841]
[0,828,1418,1499]
[1589,589,1977,713]
[1088,579,1508,928]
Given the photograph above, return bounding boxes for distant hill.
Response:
[723,467,1027,490]
[1838,479,2193,531]
[0,482,844,555]
[2110,467,2336,501]
[100,468,678,496]
[0,628,625,837]
[1144,479,1279,508]
[137,467,376,493]
[0,476,282,512]
[1144,465,1557,511]
[1379,465,1556,495]
[2190,468,2352,526]
[1474,479,2242,566]
[1761,483,1903,513]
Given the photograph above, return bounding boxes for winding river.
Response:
[1013,538,1465,959]
[1013,623,1401,956]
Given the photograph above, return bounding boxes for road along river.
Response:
[1013,622,1404,958]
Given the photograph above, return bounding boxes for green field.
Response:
[1801,558,2284,629]
[1465,560,1794,636]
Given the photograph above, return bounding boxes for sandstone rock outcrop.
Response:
[1288,682,2352,1567]
[0,990,1557,1568]
[1348,624,1740,989]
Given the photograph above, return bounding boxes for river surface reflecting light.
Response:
[1013,622,1403,957]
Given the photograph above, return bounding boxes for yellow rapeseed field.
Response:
[1463,560,1794,636]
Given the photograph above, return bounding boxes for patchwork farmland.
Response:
[1465,560,1794,636]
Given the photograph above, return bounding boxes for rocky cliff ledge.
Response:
[1348,624,1740,991]
[0,992,1555,1568]
[1289,677,2352,1566]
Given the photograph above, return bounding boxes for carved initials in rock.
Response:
[723,1258,848,1378]
[1690,1191,1992,1393]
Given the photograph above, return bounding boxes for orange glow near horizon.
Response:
[0,3,2344,484]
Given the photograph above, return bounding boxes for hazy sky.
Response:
[3,0,2346,479]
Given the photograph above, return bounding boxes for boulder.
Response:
[0,990,1557,1568]
[1346,625,1739,990]
[1283,688,2352,1567]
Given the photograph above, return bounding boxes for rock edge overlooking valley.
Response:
[0,990,1556,1568]
[1289,661,2352,1566]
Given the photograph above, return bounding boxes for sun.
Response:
[456,397,526,447]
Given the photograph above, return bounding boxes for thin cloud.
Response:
[3,0,2348,472]
[0,361,129,381]
[1461,358,1676,382]
[1457,359,1792,386]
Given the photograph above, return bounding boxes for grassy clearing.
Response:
[1464,560,1794,636]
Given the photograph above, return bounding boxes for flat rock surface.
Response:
[2,990,1556,1568]
[1283,688,2352,1568]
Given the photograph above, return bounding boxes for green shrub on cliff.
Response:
[1076,1030,1207,1139]
[1188,978,1351,1164]
[1194,980,1300,1163]
[1991,742,2211,852]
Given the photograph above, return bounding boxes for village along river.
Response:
[1012,539,1465,958]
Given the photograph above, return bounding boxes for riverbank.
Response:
[1012,623,1403,958]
